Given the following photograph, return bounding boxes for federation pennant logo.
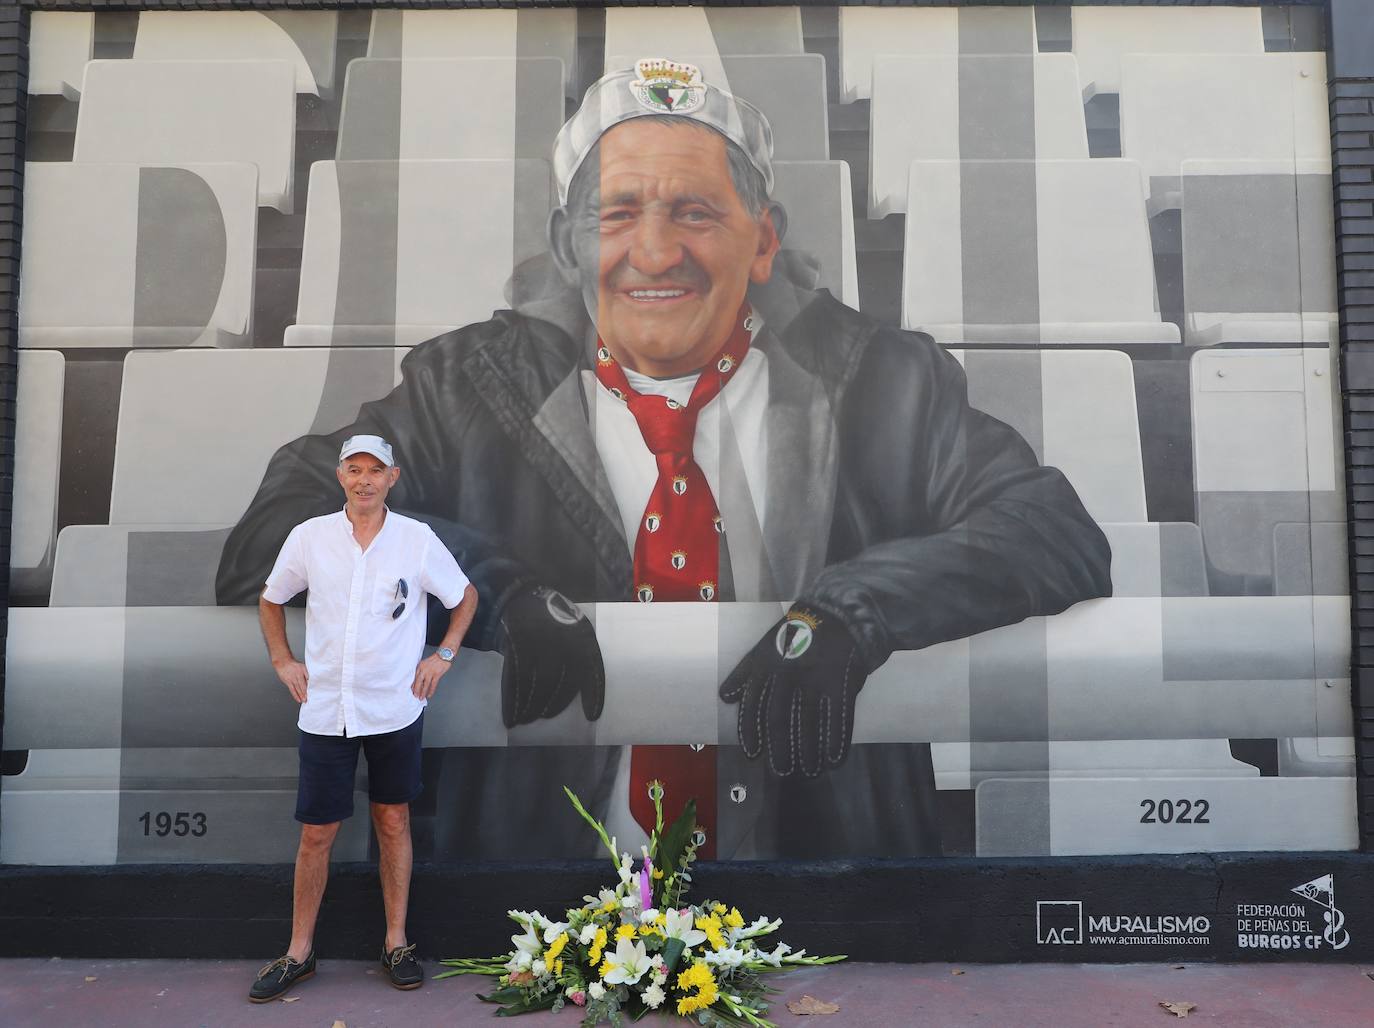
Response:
[698,580,716,601]
[636,583,655,603]
[630,58,706,115]
[670,550,687,571]
[644,512,662,533]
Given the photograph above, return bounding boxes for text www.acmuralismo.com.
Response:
[1088,935,1211,945]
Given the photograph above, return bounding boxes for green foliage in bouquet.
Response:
[437,782,844,1027]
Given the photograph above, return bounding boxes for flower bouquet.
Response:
[437,783,844,1026]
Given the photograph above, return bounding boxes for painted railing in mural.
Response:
[4,597,1350,750]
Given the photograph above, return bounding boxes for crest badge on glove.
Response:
[775,610,820,660]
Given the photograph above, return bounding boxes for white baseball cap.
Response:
[338,434,395,467]
[552,57,774,205]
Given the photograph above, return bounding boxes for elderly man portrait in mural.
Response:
[218,60,1112,859]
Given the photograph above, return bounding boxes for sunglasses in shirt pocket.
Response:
[375,571,412,620]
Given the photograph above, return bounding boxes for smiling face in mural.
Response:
[553,118,781,378]
[335,453,400,517]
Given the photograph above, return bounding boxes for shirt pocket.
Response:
[373,564,416,620]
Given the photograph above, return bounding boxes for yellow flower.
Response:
[601,901,618,914]
[652,867,665,879]
[598,959,613,979]
[638,923,664,939]
[695,913,726,951]
[554,959,563,976]
[543,932,568,967]
[710,902,726,914]
[588,926,607,965]
[724,907,744,929]
[616,924,637,942]
[675,960,719,1016]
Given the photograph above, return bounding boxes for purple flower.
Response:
[639,860,654,910]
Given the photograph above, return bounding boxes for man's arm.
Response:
[805,331,1113,671]
[411,583,479,699]
[260,592,308,703]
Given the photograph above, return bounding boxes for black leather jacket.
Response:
[218,285,1111,669]
[217,280,1111,859]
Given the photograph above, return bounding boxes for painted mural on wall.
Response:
[2,5,1354,865]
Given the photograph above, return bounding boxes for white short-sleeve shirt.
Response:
[263,508,471,737]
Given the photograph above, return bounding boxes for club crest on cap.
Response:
[630,58,706,115]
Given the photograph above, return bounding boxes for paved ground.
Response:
[2,958,1372,1027]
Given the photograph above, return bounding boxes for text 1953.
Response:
[138,811,208,837]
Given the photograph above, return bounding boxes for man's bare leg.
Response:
[287,822,340,961]
[372,801,413,951]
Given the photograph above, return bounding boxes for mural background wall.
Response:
[0,4,1354,866]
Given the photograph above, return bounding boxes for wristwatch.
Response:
[437,646,456,662]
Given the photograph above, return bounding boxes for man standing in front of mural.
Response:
[220,61,1111,860]
[247,435,478,1003]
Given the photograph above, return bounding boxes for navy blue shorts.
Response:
[295,712,424,824]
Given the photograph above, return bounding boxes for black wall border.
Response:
[2,0,1373,965]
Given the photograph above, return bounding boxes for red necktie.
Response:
[595,304,753,860]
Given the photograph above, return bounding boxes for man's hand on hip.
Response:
[497,585,604,727]
[719,606,870,778]
[272,657,309,704]
[411,652,452,699]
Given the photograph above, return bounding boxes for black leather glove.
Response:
[719,606,869,778]
[497,585,605,728]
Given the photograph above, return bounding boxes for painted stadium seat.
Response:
[50,525,234,607]
[133,11,338,97]
[28,12,94,99]
[1071,6,1264,98]
[839,4,1044,105]
[287,159,552,348]
[1190,347,1343,594]
[869,53,1088,218]
[18,162,258,349]
[368,8,578,98]
[109,348,408,526]
[946,349,1148,525]
[1181,159,1337,347]
[604,6,804,86]
[605,54,829,161]
[0,748,369,864]
[335,57,563,162]
[904,159,1178,346]
[1119,53,1330,206]
[10,352,65,599]
[73,60,296,213]
[772,161,860,311]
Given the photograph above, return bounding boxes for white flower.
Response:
[578,923,598,945]
[532,959,547,977]
[757,942,793,967]
[617,853,634,886]
[704,947,747,970]
[638,907,660,925]
[663,908,707,947]
[643,983,666,1009]
[588,981,605,1000]
[511,926,542,959]
[542,921,569,944]
[601,937,653,986]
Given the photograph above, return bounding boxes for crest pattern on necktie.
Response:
[594,306,752,602]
